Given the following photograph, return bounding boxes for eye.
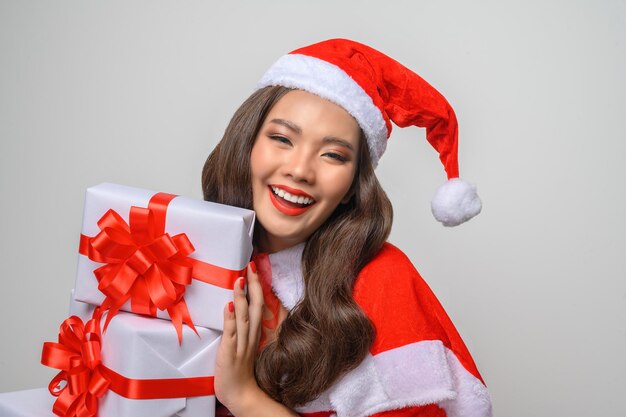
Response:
[323,152,348,163]
[269,135,292,146]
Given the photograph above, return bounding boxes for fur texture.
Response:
[431,178,482,227]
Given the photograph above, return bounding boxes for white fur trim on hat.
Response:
[256,53,388,166]
[431,178,482,227]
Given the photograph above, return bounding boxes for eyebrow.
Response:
[268,118,355,151]
[269,118,301,134]
[323,136,355,151]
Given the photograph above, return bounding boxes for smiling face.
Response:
[250,90,361,253]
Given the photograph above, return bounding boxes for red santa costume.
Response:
[250,39,491,417]
[254,242,492,417]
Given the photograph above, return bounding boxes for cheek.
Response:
[250,145,268,184]
[323,169,357,205]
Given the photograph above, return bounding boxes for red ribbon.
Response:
[78,192,245,342]
[42,310,215,417]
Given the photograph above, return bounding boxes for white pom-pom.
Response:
[431,178,482,227]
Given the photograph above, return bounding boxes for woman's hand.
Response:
[214,261,264,414]
[215,261,299,417]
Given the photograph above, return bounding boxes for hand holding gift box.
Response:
[74,183,255,337]
[0,183,252,417]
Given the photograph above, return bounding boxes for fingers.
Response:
[226,261,265,358]
[221,301,237,359]
[246,261,264,352]
[233,275,249,356]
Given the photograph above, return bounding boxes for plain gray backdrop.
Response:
[1,1,625,416]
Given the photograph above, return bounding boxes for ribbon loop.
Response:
[126,247,155,274]
[41,311,109,417]
[78,193,197,343]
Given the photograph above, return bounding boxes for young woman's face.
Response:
[250,90,361,253]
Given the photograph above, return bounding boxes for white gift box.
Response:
[69,288,96,322]
[43,307,221,417]
[99,311,220,417]
[0,299,222,417]
[73,182,255,331]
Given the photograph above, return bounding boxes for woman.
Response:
[202,39,490,417]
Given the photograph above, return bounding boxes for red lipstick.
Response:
[268,186,315,216]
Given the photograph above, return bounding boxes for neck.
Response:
[257,230,306,254]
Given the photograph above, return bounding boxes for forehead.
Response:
[264,90,361,141]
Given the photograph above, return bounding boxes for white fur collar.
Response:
[267,242,306,310]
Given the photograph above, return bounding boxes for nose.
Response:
[281,148,316,184]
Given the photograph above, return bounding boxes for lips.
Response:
[268,185,316,216]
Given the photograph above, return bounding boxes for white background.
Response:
[1,1,625,416]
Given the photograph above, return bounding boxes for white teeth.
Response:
[271,186,314,205]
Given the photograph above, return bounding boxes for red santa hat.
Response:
[256,38,481,226]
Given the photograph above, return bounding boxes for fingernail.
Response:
[240,277,246,290]
[249,261,257,274]
[228,301,234,313]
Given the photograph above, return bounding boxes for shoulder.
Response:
[297,243,492,417]
[353,242,448,353]
[357,242,415,276]
[353,242,428,313]
[353,242,484,384]
[354,242,431,296]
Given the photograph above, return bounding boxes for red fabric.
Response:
[353,242,484,385]
[257,242,487,416]
[253,252,283,349]
[300,412,333,417]
[370,404,446,417]
[291,39,459,179]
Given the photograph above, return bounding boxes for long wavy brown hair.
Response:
[202,86,393,407]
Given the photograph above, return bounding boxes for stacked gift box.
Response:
[0,183,255,417]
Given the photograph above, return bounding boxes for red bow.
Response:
[80,199,197,343]
[41,310,109,417]
[41,310,217,416]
